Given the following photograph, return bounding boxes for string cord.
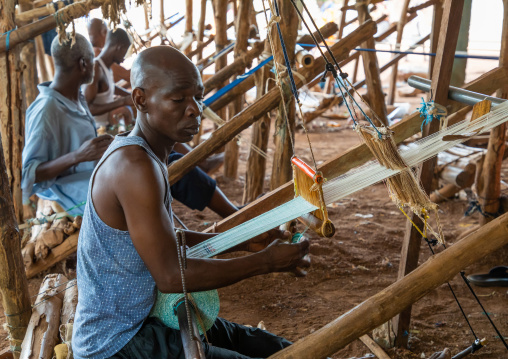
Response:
[402,206,507,349]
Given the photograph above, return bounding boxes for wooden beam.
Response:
[224,0,253,179]
[477,0,508,225]
[408,0,438,13]
[394,0,465,348]
[270,0,299,190]
[188,35,215,58]
[337,0,349,39]
[168,20,378,184]
[268,212,508,359]
[0,0,106,54]
[14,0,66,25]
[355,2,388,126]
[359,335,391,359]
[205,66,508,234]
[387,0,411,105]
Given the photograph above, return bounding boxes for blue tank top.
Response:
[72,134,173,359]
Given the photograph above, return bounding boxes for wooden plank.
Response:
[355,2,388,126]
[394,0,465,348]
[204,66,507,234]
[268,212,508,359]
[359,335,391,359]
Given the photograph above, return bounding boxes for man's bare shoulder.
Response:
[98,145,165,187]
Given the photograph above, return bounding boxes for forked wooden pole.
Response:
[393,0,465,348]
[268,212,508,359]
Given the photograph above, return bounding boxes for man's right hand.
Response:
[75,135,113,163]
[263,238,311,276]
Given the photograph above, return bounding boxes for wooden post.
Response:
[196,0,207,60]
[212,0,228,155]
[224,0,252,179]
[0,24,31,351]
[18,0,39,108]
[428,1,443,77]
[355,2,388,126]
[393,0,464,348]
[268,212,508,359]
[0,0,26,223]
[143,1,150,30]
[243,47,272,204]
[386,0,411,105]
[476,0,508,225]
[184,0,193,55]
[269,0,299,190]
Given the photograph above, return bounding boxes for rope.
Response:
[460,272,508,350]
[174,229,194,341]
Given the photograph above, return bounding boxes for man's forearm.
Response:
[161,252,270,293]
[114,85,131,97]
[89,98,127,116]
[35,151,80,183]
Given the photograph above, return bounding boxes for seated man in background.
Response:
[87,18,131,83]
[84,27,134,130]
[23,33,237,219]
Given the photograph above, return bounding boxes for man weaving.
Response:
[72,45,311,359]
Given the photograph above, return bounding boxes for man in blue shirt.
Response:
[22,33,113,215]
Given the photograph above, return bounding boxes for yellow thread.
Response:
[398,206,425,238]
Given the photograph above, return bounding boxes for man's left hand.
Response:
[247,228,291,252]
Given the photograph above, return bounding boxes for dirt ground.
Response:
[1,59,507,358]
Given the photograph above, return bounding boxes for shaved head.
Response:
[131,46,200,91]
[51,33,94,71]
[87,18,108,48]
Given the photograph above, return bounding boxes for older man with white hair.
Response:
[22,33,114,214]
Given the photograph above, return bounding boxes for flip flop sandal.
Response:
[467,266,508,287]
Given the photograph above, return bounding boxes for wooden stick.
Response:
[204,66,508,234]
[295,45,314,69]
[14,1,66,25]
[298,21,338,45]
[355,2,388,126]
[188,35,215,58]
[359,335,391,359]
[268,212,508,359]
[408,0,438,14]
[168,20,377,184]
[394,0,466,347]
[337,0,349,39]
[0,0,107,54]
[387,0,411,106]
